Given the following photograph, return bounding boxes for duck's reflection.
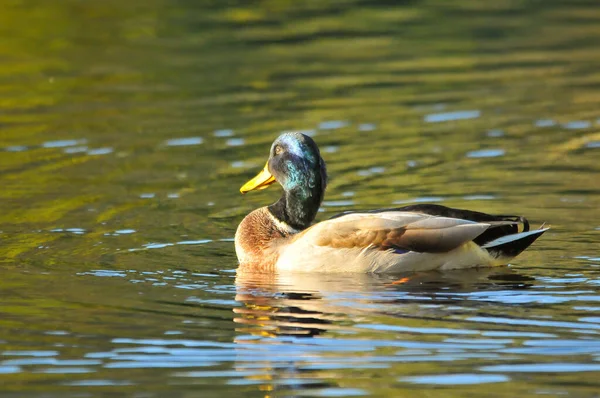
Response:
[233,289,331,339]
[231,267,534,396]
[234,268,535,333]
[233,271,385,339]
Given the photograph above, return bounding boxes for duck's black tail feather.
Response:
[482,227,549,259]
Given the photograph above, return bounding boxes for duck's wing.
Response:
[330,204,531,247]
[293,211,501,254]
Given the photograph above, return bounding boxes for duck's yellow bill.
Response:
[240,162,276,194]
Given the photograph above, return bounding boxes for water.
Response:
[1,0,600,396]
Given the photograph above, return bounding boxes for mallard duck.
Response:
[235,132,548,273]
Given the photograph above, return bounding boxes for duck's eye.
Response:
[274,145,283,155]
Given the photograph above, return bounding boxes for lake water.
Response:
[1,0,600,396]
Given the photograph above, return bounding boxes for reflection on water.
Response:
[1,0,600,396]
[228,269,599,395]
[1,263,600,396]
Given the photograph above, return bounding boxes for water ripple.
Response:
[165,137,204,146]
[424,110,480,123]
[87,147,114,155]
[401,373,509,385]
[214,129,234,137]
[43,139,87,148]
[318,121,349,130]
[480,363,600,373]
[466,149,505,158]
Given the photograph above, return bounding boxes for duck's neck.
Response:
[268,185,324,231]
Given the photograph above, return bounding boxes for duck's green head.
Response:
[240,132,327,229]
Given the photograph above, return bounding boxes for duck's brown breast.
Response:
[234,207,297,272]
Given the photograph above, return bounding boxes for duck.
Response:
[234,132,548,273]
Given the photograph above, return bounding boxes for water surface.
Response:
[1,0,600,396]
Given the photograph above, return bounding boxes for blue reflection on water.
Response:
[535,119,557,127]
[424,110,480,123]
[165,137,204,146]
[480,363,600,373]
[401,373,509,385]
[214,129,234,137]
[466,149,505,158]
[226,138,245,146]
[586,141,600,148]
[319,120,349,130]
[87,147,114,155]
[43,139,87,148]
[563,121,591,130]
